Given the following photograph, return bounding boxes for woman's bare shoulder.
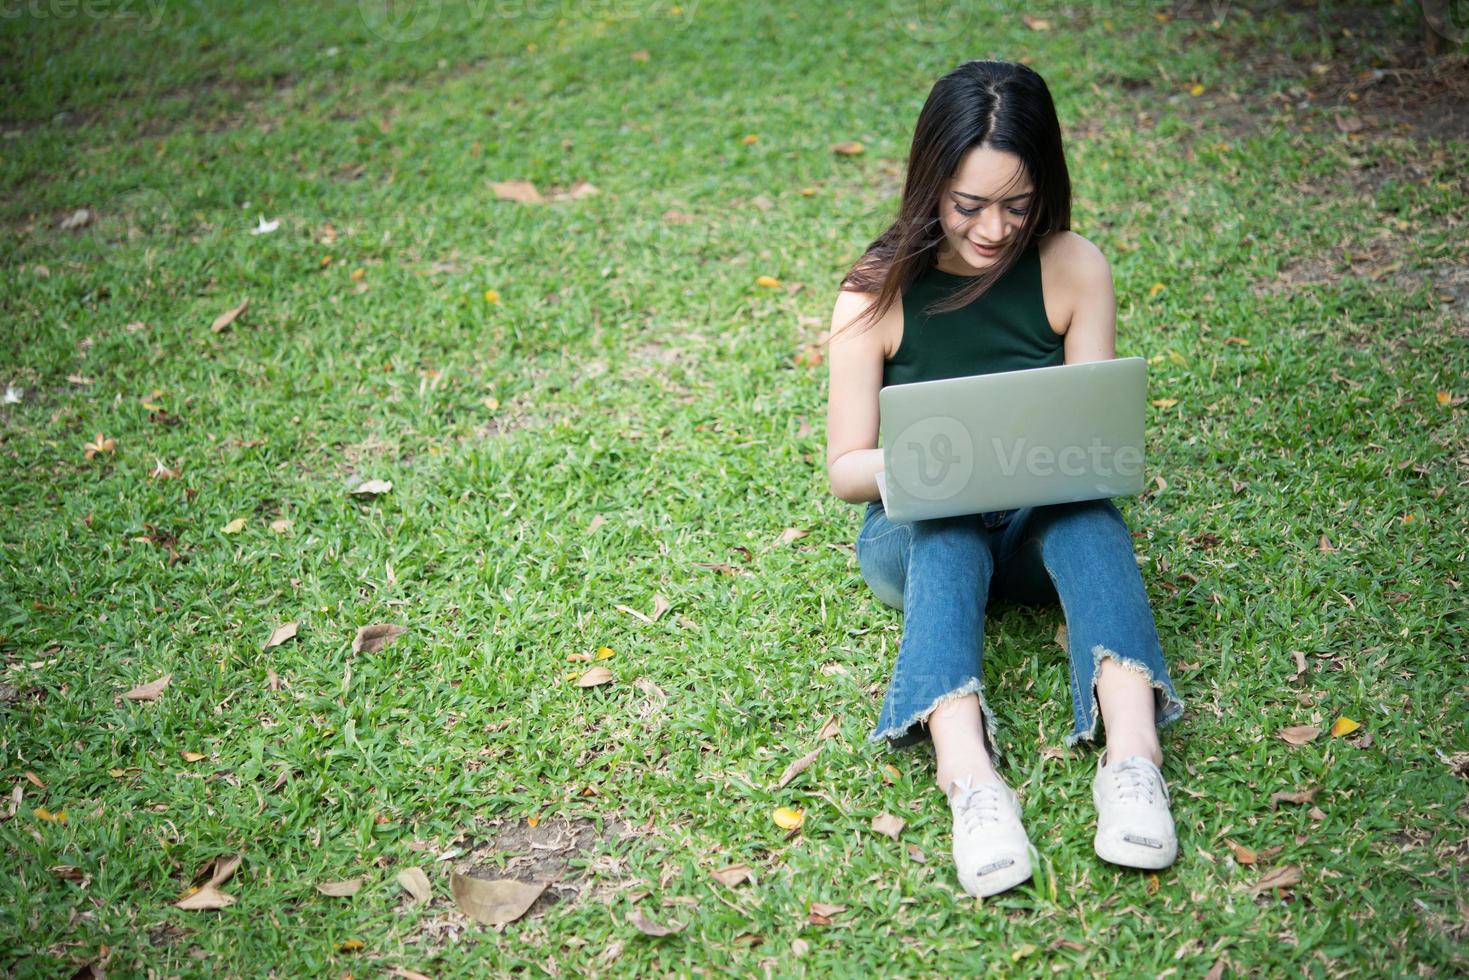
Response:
[1038,230,1111,282]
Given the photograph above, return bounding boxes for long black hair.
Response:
[836,60,1071,338]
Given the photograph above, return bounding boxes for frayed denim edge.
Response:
[868,676,1002,764]
[1064,645,1186,748]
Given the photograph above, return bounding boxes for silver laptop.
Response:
[876,357,1147,522]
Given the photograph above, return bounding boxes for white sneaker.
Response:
[1092,753,1178,869]
[947,775,1034,898]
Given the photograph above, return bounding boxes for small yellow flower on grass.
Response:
[756,275,780,289]
[484,289,501,304]
[1189,83,1206,97]
[741,134,758,145]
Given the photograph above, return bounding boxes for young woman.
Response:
[825,60,1186,899]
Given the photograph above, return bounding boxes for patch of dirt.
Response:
[1102,1,1469,143]
[454,813,649,916]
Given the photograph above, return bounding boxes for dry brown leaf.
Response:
[387,968,433,980]
[491,180,544,203]
[1022,14,1052,30]
[23,772,44,789]
[1053,622,1069,650]
[1203,959,1227,980]
[83,434,116,459]
[1291,650,1308,681]
[396,867,432,904]
[1318,534,1335,553]
[211,298,249,334]
[1223,838,1257,864]
[777,527,810,545]
[1247,864,1302,895]
[1277,725,1320,746]
[810,901,846,917]
[264,622,298,650]
[451,872,546,924]
[817,715,840,741]
[175,884,235,910]
[614,603,652,624]
[1269,786,1321,809]
[269,518,292,534]
[576,665,613,687]
[122,674,172,702]
[650,593,670,621]
[316,877,364,897]
[351,479,393,497]
[266,668,281,692]
[627,908,687,935]
[353,624,407,654]
[1308,805,1326,821]
[831,140,864,155]
[871,813,905,839]
[206,854,242,888]
[773,746,821,791]
[180,750,206,763]
[710,864,753,887]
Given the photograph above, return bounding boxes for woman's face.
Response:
[934,144,1035,274]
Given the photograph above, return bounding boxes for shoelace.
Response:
[1107,758,1165,806]
[949,777,1009,835]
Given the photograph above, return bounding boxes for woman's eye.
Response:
[955,205,978,217]
[1008,207,1030,217]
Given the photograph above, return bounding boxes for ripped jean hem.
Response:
[1064,645,1186,748]
[868,675,1003,764]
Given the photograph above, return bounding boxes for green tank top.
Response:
[883,243,1063,387]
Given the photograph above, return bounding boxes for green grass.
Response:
[2,0,1466,975]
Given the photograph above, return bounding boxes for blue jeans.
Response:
[856,497,1184,761]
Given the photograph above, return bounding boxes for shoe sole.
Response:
[1094,831,1177,870]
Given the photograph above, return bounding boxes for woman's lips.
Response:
[969,239,1003,256]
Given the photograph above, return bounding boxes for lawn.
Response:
[1,0,1466,976]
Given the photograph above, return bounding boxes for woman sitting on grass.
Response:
[824,59,1187,898]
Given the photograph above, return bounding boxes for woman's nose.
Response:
[978,206,1005,242]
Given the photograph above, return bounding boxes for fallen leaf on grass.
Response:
[756,275,781,288]
[871,813,905,839]
[180,750,206,763]
[387,968,433,980]
[211,298,249,334]
[574,665,613,687]
[1247,864,1302,895]
[451,872,546,924]
[628,908,687,935]
[490,180,544,203]
[23,772,44,789]
[1053,622,1068,649]
[831,140,864,155]
[264,622,298,650]
[1329,717,1360,737]
[1277,725,1319,746]
[817,715,840,740]
[350,479,393,498]
[1145,873,1160,895]
[1269,786,1320,809]
[773,747,821,790]
[352,624,407,654]
[1022,14,1051,30]
[772,806,804,831]
[777,527,809,545]
[251,216,280,235]
[317,877,364,897]
[83,434,116,460]
[710,864,753,887]
[175,884,235,910]
[337,939,364,952]
[1223,838,1257,864]
[220,518,246,535]
[650,593,670,621]
[122,674,171,701]
[396,867,432,904]
[34,807,66,823]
